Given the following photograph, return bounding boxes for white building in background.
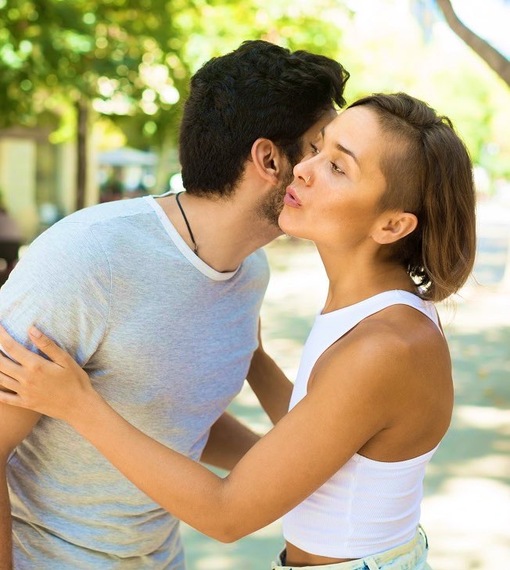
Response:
[0,128,164,245]
[0,126,99,242]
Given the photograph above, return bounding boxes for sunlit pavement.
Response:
[182,196,510,569]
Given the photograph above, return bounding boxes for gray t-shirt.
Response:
[1,195,269,569]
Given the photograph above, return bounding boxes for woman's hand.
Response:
[0,325,95,422]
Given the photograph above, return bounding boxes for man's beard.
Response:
[257,167,294,227]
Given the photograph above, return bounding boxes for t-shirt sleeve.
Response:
[0,220,111,365]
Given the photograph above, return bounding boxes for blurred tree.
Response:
[407,0,510,176]
[0,0,186,209]
[412,0,509,87]
[435,0,510,87]
[112,0,352,191]
[0,0,350,207]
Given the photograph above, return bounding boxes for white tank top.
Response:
[282,290,441,558]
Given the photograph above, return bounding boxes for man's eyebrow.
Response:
[320,127,359,166]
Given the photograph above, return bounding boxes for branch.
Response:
[436,0,510,88]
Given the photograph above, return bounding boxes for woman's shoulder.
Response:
[341,302,443,356]
[308,303,452,458]
[360,301,444,352]
[310,302,450,400]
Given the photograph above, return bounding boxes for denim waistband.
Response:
[271,526,428,570]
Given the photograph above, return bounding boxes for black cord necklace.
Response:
[175,192,198,255]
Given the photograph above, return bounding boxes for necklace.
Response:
[175,191,198,255]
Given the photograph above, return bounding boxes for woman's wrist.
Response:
[66,386,104,432]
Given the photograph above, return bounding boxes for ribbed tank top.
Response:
[282,290,441,558]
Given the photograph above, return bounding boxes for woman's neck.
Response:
[318,247,416,313]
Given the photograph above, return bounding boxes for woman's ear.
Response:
[250,138,285,184]
[372,212,418,245]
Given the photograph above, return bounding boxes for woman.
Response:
[0,93,476,569]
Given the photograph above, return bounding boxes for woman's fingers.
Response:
[0,352,23,379]
[28,327,72,368]
[0,326,91,418]
[0,369,26,409]
[0,389,24,407]
[0,325,34,364]
[0,324,71,371]
[0,370,19,393]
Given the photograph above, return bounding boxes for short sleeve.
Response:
[0,220,112,365]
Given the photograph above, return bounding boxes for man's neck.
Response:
[157,192,282,273]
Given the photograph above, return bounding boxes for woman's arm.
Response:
[0,325,396,542]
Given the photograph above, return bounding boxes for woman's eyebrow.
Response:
[320,127,359,166]
[335,143,359,166]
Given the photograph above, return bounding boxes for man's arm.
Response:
[203,319,293,470]
[204,321,294,471]
[200,412,260,471]
[246,321,293,425]
[0,405,40,569]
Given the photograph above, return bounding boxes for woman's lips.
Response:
[284,187,302,208]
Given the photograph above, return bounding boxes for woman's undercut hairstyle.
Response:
[179,40,349,197]
[349,93,476,302]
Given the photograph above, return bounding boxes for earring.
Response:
[305,176,311,185]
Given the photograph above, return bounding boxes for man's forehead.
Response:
[303,108,338,140]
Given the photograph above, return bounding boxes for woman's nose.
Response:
[293,163,312,186]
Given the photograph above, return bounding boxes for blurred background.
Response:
[0,0,508,242]
[1,0,509,568]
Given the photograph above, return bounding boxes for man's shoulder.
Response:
[34,197,155,253]
[244,247,270,282]
[248,247,269,268]
[59,196,152,228]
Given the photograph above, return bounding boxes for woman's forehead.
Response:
[323,106,385,159]
[326,106,378,133]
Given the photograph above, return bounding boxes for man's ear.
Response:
[371,212,418,245]
[250,138,285,184]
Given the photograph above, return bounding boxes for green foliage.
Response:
[1,0,508,182]
[0,0,186,131]
[104,0,352,150]
[0,0,350,166]
[334,0,510,180]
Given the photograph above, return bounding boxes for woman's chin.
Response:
[277,210,295,236]
[277,220,306,242]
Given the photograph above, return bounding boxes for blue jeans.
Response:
[271,527,432,570]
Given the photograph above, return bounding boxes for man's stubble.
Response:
[257,165,294,228]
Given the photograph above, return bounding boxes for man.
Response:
[0,40,348,569]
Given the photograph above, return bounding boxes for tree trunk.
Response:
[436,0,510,87]
[75,98,88,211]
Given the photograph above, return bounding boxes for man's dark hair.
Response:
[179,40,349,196]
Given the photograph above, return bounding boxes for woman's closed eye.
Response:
[331,162,345,175]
